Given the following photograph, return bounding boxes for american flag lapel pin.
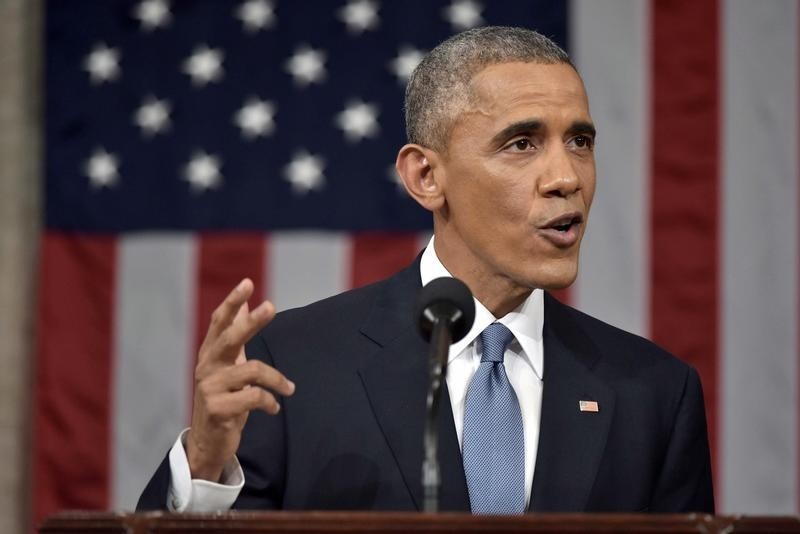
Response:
[579,400,599,413]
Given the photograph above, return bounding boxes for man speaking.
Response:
[138,26,714,514]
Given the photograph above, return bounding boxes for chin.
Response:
[537,275,576,291]
[525,260,579,291]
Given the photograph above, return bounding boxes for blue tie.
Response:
[462,322,525,514]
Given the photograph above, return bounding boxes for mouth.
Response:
[537,212,585,247]
[541,211,584,232]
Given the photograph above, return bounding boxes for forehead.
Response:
[460,61,590,129]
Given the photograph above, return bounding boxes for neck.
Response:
[432,235,532,319]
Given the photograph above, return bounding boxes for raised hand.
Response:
[185,278,295,482]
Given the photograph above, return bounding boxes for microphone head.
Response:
[415,277,475,343]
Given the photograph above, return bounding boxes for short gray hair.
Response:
[404,26,573,151]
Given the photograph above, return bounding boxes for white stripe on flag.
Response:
[569,0,650,336]
[721,0,799,514]
[112,234,196,510]
[267,232,349,310]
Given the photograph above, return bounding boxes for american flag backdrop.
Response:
[32,0,799,529]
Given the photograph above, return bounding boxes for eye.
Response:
[571,135,595,150]
[505,138,535,151]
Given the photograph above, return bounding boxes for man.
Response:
[138,26,714,513]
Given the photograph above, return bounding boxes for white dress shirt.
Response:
[167,237,545,511]
[420,238,544,507]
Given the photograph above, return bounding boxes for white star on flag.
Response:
[336,100,380,142]
[83,44,121,84]
[235,0,275,33]
[85,148,120,189]
[285,46,327,87]
[132,0,172,31]
[338,0,380,34]
[388,46,426,83]
[442,0,484,31]
[182,46,225,86]
[184,151,223,192]
[284,151,326,194]
[133,97,171,136]
[234,97,276,138]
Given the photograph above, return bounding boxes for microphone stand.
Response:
[422,314,453,513]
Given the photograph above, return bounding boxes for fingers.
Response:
[234,346,247,366]
[206,359,295,398]
[199,278,276,367]
[206,279,254,340]
[204,300,275,366]
[222,300,276,353]
[188,282,286,482]
[205,387,283,420]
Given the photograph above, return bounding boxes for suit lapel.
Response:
[355,266,616,512]
[530,294,616,512]
[357,259,470,511]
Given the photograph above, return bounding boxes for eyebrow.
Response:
[489,119,597,147]
[490,120,544,146]
[566,121,597,139]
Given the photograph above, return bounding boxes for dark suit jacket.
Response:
[138,257,714,513]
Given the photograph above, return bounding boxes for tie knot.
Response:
[479,323,514,363]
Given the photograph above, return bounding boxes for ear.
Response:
[395,144,446,212]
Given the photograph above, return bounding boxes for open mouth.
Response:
[544,213,583,232]
[537,212,585,248]
[553,220,576,232]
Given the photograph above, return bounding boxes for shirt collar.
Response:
[419,237,544,379]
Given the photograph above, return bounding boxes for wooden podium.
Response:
[40,511,800,533]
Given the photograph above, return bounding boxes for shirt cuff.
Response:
[167,428,244,512]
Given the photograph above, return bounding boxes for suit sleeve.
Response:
[136,330,286,511]
[230,332,287,509]
[649,365,715,513]
[136,453,172,510]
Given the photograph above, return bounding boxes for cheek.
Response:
[478,183,532,229]
[579,157,597,186]
[581,169,597,209]
[482,162,537,212]
[447,165,500,212]
[446,159,534,228]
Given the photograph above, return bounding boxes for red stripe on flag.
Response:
[195,233,267,357]
[31,234,117,528]
[650,0,720,482]
[350,232,421,288]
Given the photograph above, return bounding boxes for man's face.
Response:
[435,61,596,292]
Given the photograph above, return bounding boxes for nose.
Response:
[538,144,580,198]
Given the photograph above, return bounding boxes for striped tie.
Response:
[462,322,525,514]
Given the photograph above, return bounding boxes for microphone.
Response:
[415,277,475,513]
[415,277,475,345]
